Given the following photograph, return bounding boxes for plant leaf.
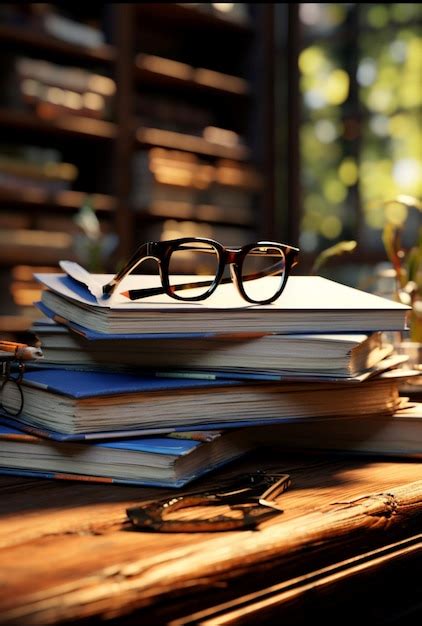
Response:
[311,241,357,275]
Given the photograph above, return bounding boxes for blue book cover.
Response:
[0,424,250,488]
[0,367,271,440]
[12,367,239,398]
[0,365,408,442]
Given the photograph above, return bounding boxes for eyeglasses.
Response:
[102,237,299,305]
[126,472,291,532]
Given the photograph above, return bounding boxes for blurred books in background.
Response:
[131,148,260,226]
[0,56,115,120]
[0,3,106,48]
[0,145,77,193]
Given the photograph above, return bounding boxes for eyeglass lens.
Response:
[168,241,220,299]
[241,246,286,302]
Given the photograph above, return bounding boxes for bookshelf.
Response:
[0,23,116,65]
[0,108,117,139]
[0,3,277,334]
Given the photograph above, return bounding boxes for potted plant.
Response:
[381,195,422,344]
[73,196,118,273]
[380,195,422,383]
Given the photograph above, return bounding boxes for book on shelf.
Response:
[0,4,106,48]
[136,54,249,95]
[0,230,74,266]
[131,148,258,217]
[136,126,249,161]
[32,319,395,380]
[34,265,411,336]
[0,424,250,488]
[0,144,78,194]
[0,367,408,441]
[41,12,106,48]
[136,93,215,137]
[0,54,115,120]
[17,57,115,119]
[244,402,422,459]
[0,156,77,192]
[142,200,255,228]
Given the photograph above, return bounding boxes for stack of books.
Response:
[1,262,420,488]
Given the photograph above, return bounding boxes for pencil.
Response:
[0,341,43,361]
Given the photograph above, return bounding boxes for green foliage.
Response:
[310,240,357,275]
[381,195,422,341]
[73,196,117,273]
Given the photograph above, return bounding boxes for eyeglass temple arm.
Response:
[123,258,289,301]
[102,243,151,297]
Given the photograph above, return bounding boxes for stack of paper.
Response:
[35,265,409,336]
[31,319,395,381]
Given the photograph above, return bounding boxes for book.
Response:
[0,425,250,487]
[15,57,115,120]
[34,266,411,336]
[1,403,419,491]
[0,367,406,440]
[244,402,422,458]
[32,319,395,379]
[131,148,259,219]
[41,12,105,48]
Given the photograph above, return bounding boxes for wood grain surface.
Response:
[0,452,421,625]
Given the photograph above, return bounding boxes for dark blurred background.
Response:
[0,3,420,336]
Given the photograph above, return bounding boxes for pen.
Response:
[0,340,43,361]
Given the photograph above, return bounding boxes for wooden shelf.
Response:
[135,55,250,98]
[0,189,115,214]
[0,24,115,65]
[135,202,256,228]
[136,3,253,35]
[0,228,74,265]
[136,127,250,161]
[0,4,275,326]
[0,315,35,334]
[0,109,117,141]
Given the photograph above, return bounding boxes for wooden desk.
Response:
[0,452,421,625]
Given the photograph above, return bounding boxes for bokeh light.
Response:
[299,3,422,258]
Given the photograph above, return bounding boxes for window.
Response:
[297,3,422,285]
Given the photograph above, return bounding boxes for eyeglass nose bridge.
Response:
[134,241,163,269]
[228,262,242,294]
